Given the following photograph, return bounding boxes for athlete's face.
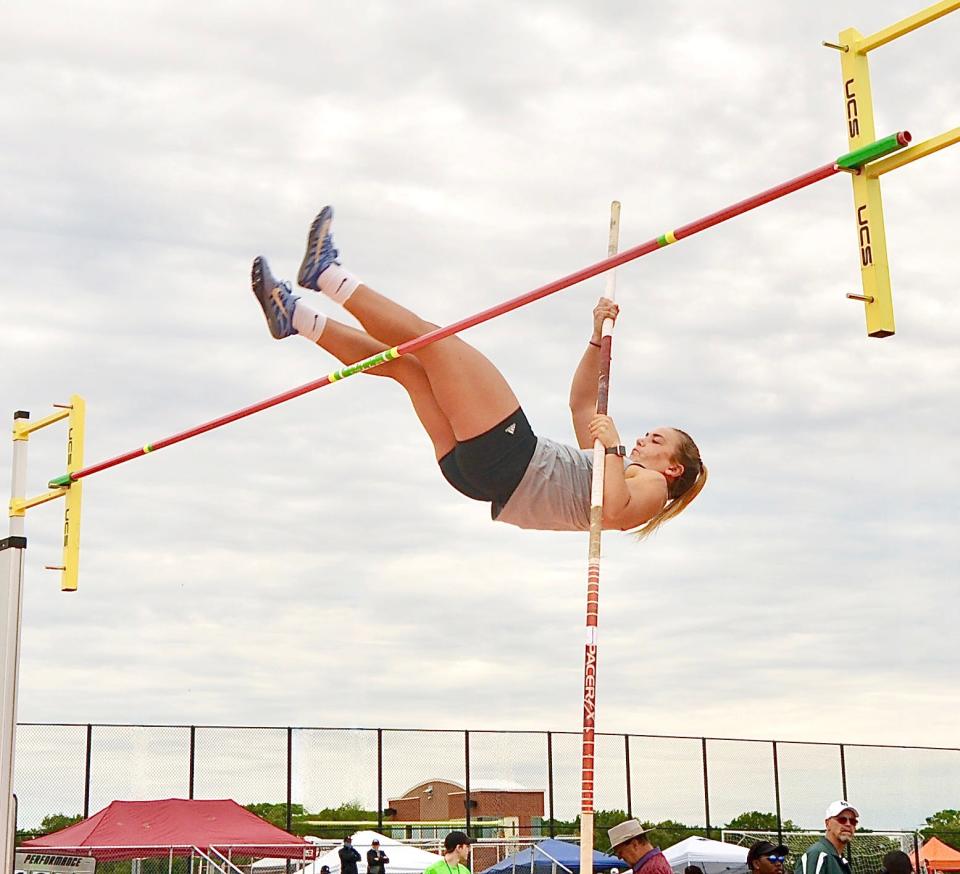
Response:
[629,427,683,477]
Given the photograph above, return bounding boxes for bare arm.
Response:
[587,414,668,530]
[569,298,619,448]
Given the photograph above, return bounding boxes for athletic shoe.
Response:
[251,256,299,339]
[297,205,340,290]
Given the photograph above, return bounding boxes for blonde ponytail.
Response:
[632,429,707,540]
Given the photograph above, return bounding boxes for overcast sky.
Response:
[3,0,959,831]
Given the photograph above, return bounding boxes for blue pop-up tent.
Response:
[480,839,623,874]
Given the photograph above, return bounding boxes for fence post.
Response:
[547,732,555,839]
[701,738,711,840]
[377,729,383,833]
[465,731,472,837]
[286,728,293,874]
[83,724,92,818]
[286,728,293,831]
[189,726,196,799]
[772,741,782,845]
[624,735,632,820]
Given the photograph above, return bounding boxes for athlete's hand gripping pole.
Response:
[580,201,621,874]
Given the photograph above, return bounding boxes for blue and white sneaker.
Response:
[251,256,299,339]
[297,205,340,290]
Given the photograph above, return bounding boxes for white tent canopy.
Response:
[301,831,443,874]
[663,837,749,874]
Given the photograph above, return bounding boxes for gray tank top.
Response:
[492,437,636,531]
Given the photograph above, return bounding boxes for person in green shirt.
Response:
[795,801,859,874]
[424,831,473,874]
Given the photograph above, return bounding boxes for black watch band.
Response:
[604,445,626,457]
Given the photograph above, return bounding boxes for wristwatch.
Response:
[604,445,626,457]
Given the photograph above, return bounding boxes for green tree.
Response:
[921,810,960,850]
[306,802,379,822]
[725,811,800,832]
[547,811,704,854]
[593,810,630,851]
[15,812,84,843]
[644,820,707,852]
[40,813,84,833]
[245,802,305,828]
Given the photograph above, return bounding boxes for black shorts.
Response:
[438,407,537,505]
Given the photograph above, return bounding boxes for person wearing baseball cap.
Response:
[607,819,672,874]
[339,836,362,874]
[747,841,789,874]
[795,801,859,874]
[423,831,473,874]
[367,838,389,874]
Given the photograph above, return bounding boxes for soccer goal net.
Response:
[721,830,919,874]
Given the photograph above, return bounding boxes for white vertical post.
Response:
[2,411,30,874]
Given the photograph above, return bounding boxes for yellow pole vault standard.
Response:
[579,201,621,874]
[837,25,895,337]
[8,396,86,591]
[834,0,960,337]
[60,395,86,592]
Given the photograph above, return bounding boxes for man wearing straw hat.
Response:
[608,820,672,874]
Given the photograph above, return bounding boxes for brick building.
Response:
[387,778,545,868]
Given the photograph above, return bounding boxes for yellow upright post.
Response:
[835,0,960,337]
[837,27,896,337]
[60,395,85,592]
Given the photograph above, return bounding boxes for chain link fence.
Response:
[13,724,960,848]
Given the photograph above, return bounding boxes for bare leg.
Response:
[315,318,456,459]
[342,285,520,440]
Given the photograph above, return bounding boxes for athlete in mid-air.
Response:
[251,207,706,536]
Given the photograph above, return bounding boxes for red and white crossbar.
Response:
[53,142,907,489]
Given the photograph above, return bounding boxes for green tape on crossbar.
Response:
[837,132,909,170]
[329,346,401,382]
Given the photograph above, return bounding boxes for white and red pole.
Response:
[579,201,621,874]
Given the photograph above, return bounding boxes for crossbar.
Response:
[48,134,910,490]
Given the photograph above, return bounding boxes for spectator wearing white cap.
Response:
[607,819,672,874]
[795,801,859,874]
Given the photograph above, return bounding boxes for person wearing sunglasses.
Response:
[747,841,789,874]
[796,801,859,874]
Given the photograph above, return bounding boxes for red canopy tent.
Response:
[916,838,960,873]
[19,799,317,861]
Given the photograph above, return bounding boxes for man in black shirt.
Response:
[339,837,361,874]
[367,839,389,874]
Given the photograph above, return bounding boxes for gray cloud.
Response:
[4,0,960,832]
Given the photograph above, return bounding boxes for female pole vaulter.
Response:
[250,207,706,536]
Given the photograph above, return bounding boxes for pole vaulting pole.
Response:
[580,201,621,874]
[48,133,911,489]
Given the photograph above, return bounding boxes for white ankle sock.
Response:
[316,263,360,304]
[292,299,328,342]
